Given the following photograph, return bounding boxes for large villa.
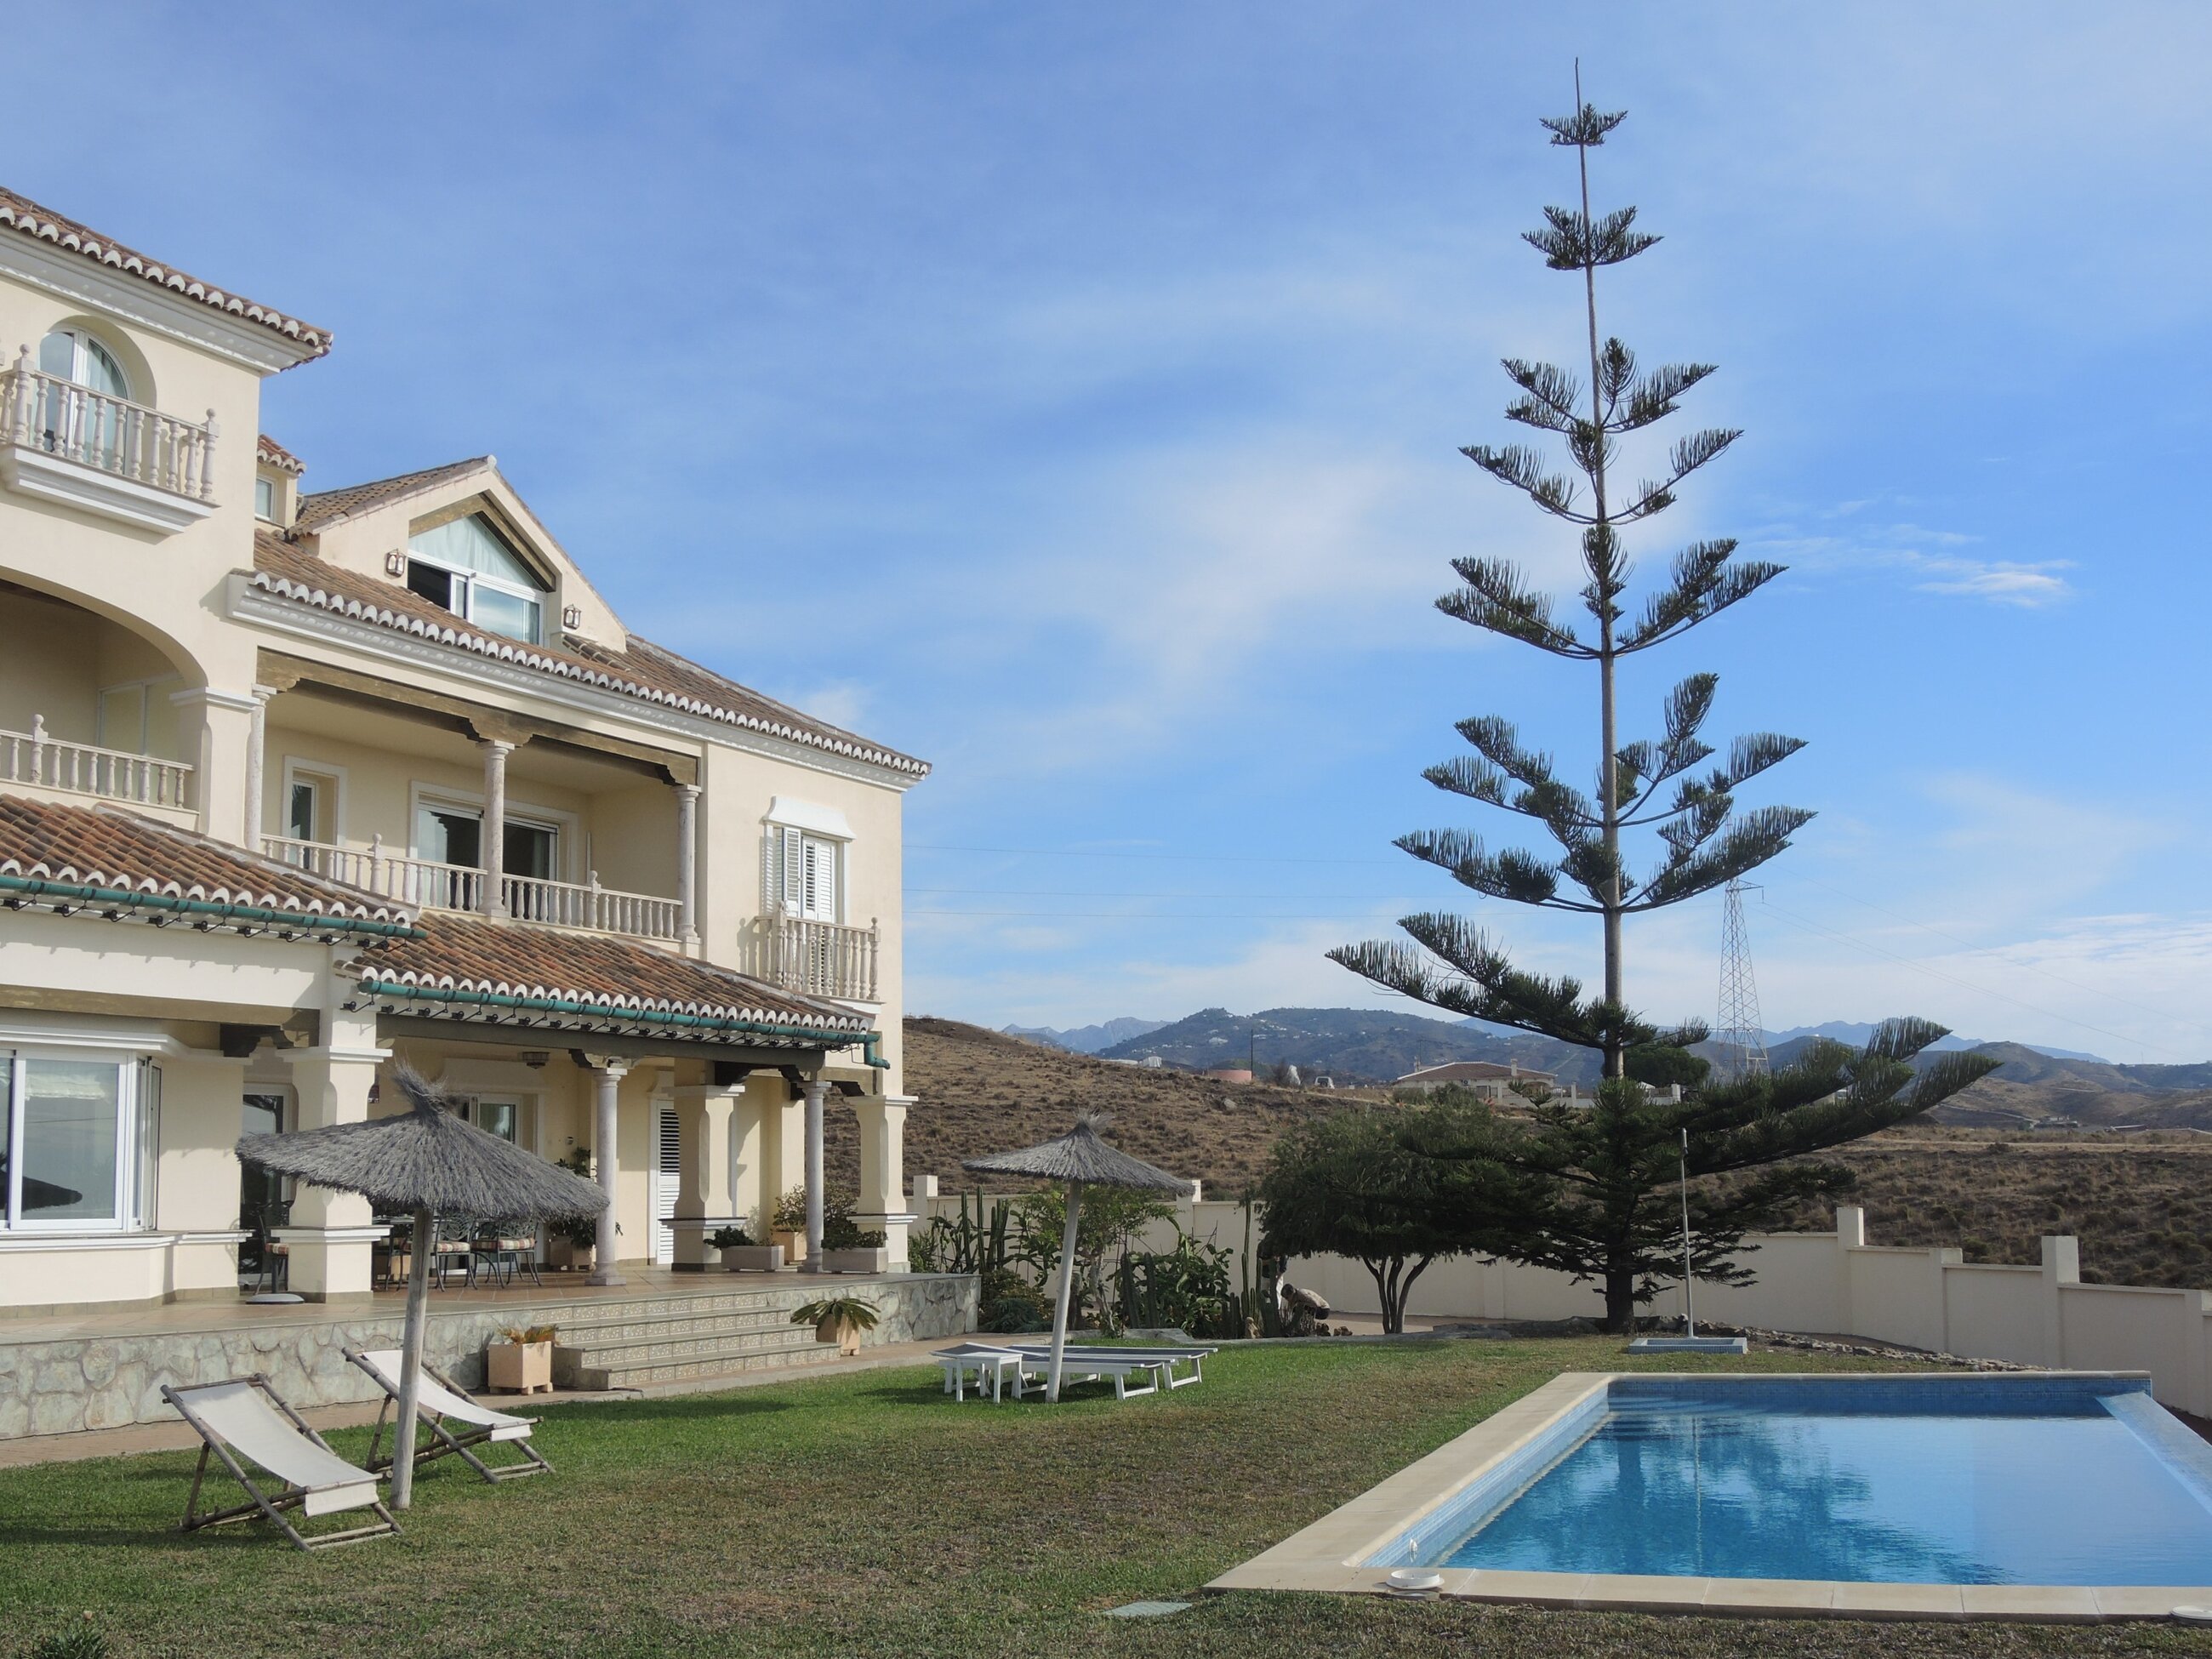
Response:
[0,185,930,1331]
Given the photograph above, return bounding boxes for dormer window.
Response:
[404,513,549,644]
[254,476,276,520]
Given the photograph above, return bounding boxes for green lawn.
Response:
[2,1339,2207,1657]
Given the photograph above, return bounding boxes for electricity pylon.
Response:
[1716,879,1769,1083]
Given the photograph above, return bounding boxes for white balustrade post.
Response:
[803,1079,830,1272]
[588,1061,630,1286]
[200,409,218,501]
[479,738,512,916]
[5,346,26,442]
[675,782,700,949]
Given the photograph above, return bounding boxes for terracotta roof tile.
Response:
[356,912,874,1044]
[293,457,492,533]
[256,434,305,476]
[0,795,417,934]
[0,186,331,357]
[248,532,929,778]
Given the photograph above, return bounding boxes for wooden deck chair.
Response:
[346,1347,551,1484]
[161,1375,397,1552]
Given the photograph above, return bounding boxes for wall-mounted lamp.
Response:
[521,1049,550,1070]
[562,605,581,631]
[385,550,408,577]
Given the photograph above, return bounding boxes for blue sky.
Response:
[20,5,2212,1060]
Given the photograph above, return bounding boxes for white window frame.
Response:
[40,328,132,398]
[254,476,276,521]
[763,799,852,925]
[279,757,347,846]
[1,1047,150,1234]
[408,784,574,881]
[404,516,549,645]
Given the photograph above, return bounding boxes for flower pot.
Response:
[819,1247,889,1274]
[546,1237,594,1273]
[721,1244,784,1272]
[771,1228,805,1264]
[813,1316,864,1357]
[486,1339,554,1394]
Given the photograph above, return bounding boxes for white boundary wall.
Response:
[917,1190,2212,1417]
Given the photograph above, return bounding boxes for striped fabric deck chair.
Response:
[346,1347,551,1483]
[161,1375,397,1551]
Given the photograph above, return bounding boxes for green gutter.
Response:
[1,873,422,939]
[359,976,881,1056]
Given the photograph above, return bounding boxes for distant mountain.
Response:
[1760,1021,2107,1063]
[1097,1006,1600,1086]
[1001,1017,1168,1056]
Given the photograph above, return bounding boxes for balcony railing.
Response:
[2,356,217,502]
[263,835,682,944]
[768,915,880,1003]
[2,715,194,809]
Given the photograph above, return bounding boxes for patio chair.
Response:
[160,1375,397,1552]
[346,1347,552,1483]
[430,1223,477,1290]
[999,1343,1218,1399]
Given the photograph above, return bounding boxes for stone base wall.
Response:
[0,1271,978,1440]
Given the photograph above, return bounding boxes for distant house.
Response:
[1393,1058,1563,1103]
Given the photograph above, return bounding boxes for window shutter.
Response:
[782,827,805,917]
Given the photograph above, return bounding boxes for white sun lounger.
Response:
[162,1375,397,1551]
[346,1347,550,1484]
[1001,1343,1217,1399]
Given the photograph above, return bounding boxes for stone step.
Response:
[563,1336,847,1392]
[561,1324,828,1371]
[545,1306,798,1346]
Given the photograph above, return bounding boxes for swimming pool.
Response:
[1211,1371,2212,1620]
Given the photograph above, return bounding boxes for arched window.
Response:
[34,328,133,467]
[39,328,130,398]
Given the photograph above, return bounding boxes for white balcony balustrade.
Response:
[262,835,682,944]
[0,354,219,533]
[2,715,194,810]
[768,915,880,1004]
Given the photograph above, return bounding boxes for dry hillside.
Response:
[840,1018,2212,1295]
[853,1017,1366,1193]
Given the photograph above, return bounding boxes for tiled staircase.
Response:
[550,1282,851,1392]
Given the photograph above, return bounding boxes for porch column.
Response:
[670,1079,744,1269]
[276,993,388,1300]
[588,1060,630,1286]
[675,782,700,950]
[479,738,513,917]
[166,685,259,842]
[242,685,272,846]
[803,1078,830,1271]
[852,1093,913,1269]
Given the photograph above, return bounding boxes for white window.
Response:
[2,1052,156,1232]
[765,824,840,921]
[38,328,128,397]
[283,765,342,844]
[414,801,559,879]
[404,514,549,645]
[254,476,276,520]
[35,329,132,467]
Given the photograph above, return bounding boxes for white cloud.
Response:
[1910,558,2072,607]
[1754,513,2074,607]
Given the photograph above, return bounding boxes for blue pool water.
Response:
[1386,1377,2212,1585]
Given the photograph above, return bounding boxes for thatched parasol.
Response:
[962,1112,1187,1402]
[238,1063,605,1508]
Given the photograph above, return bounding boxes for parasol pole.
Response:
[1046,1180,1084,1403]
[391,1204,433,1509]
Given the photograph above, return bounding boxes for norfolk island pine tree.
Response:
[1329,77,1998,1331]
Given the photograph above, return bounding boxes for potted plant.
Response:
[486,1323,557,1394]
[708,1223,784,1272]
[770,1184,810,1264]
[792,1294,879,1357]
[546,1148,597,1271]
[818,1213,891,1274]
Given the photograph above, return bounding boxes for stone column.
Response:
[803,1079,830,1271]
[2041,1234,2079,1369]
[242,684,273,846]
[675,782,700,951]
[276,988,388,1299]
[852,1092,913,1268]
[479,738,513,917]
[670,1080,743,1269]
[588,1061,630,1286]
[167,685,259,842]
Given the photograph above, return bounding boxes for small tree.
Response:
[1329,83,1998,1329]
[1257,1100,1535,1333]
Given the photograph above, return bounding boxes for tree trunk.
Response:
[1603,1264,1638,1333]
